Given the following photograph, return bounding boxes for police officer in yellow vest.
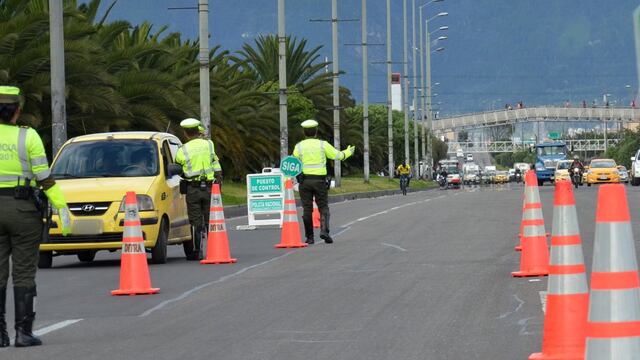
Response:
[175,118,222,260]
[0,86,71,347]
[293,120,355,244]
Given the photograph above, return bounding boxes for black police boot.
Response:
[187,226,204,261]
[0,287,9,347]
[305,237,314,245]
[320,234,334,244]
[14,287,42,347]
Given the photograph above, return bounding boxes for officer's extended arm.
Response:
[324,142,355,161]
[28,129,71,236]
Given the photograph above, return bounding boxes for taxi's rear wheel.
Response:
[151,218,168,264]
[38,251,53,269]
[77,251,96,263]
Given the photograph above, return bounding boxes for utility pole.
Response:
[198,0,211,137]
[419,10,426,178]
[362,0,370,183]
[403,0,410,165]
[49,0,67,155]
[412,0,419,178]
[331,0,342,187]
[386,0,394,180]
[425,27,433,178]
[278,0,288,161]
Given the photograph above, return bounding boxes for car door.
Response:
[162,139,190,240]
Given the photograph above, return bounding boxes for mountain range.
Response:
[97,0,640,117]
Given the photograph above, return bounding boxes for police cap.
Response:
[180,118,201,129]
[0,86,21,105]
[301,119,319,129]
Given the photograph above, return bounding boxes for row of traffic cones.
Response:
[113,178,311,296]
[514,170,640,359]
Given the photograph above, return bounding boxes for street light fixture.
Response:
[434,47,445,52]
[436,36,447,41]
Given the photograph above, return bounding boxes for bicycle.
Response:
[400,175,409,196]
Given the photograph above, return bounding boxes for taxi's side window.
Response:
[161,141,172,177]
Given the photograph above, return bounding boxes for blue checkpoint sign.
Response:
[280,156,302,177]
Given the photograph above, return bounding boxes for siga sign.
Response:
[280,156,302,177]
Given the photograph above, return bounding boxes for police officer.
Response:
[293,119,355,245]
[175,118,222,260]
[0,86,71,347]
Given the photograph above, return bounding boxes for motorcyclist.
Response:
[569,155,584,172]
[514,167,522,182]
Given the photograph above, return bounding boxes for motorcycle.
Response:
[571,167,582,189]
[515,172,522,184]
[437,174,447,189]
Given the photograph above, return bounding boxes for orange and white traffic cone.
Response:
[111,192,160,296]
[512,170,549,277]
[201,183,237,264]
[312,199,320,229]
[275,179,308,249]
[585,184,640,359]
[529,180,588,360]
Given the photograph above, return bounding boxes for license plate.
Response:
[599,176,608,180]
[72,219,103,235]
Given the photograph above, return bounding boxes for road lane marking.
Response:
[274,329,362,333]
[340,195,444,229]
[139,252,294,317]
[34,319,83,336]
[539,291,547,313]
[497,294,524,319]
[284,339,354,343]
[381,243,407,252]
[333,226,351,238]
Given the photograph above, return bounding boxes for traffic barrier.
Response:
[512,170,549,277]
[313,199,320,228]
[529,180,588,360]
[585,184,640,358]
[201,183,237,265]
[111,192,160,296]
[275,179,308,248]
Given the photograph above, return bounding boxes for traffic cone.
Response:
[201,183,237,264]
[111,192,160,296]
[275,179,308,249]
[512,170,549,277]
[585,184,640,359]
[529,180,588,360]
[312,199,321,228]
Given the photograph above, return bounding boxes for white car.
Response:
[631,150,640,186]
[619,166,629,184]
[466,154,474,162]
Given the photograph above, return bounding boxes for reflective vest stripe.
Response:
[0,176,18,182]
[185,168,215,178]
[31,156,48,167]
[35,168,51,181]
[17,128,33,179]
[181,145,195,175]
[303,163,326,169]
[296,143,303,162]
[208,140,214,163]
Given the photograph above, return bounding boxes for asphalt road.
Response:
[2,181,640,359]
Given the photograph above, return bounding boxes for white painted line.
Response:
[333,226,351,238]
[34,319,83,337]
[284,339,354,343]
[274,329,362,334]
[497,295,524,319]
[539,291,547,314]
[528,279,541,282]
[139,252,294,317]
[381,243,407,252]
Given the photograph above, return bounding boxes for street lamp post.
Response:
[331,0,342,187]
[386,0,394,180]
[277,0,288,162]
[49,0,67,155]
[198,0,211,137]
[412,0,419,177]
[362,0,370,183]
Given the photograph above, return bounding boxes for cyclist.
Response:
[397,162,411,194]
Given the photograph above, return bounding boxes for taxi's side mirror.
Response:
[168,163,183,177]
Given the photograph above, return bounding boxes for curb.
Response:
[224,186,437,219]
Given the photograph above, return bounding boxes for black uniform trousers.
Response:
[0,196,42,288]
[186,185,212,258]
[299,177,330,239]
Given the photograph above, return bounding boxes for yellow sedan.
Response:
[586,159,620,186]
[494,171,509,184]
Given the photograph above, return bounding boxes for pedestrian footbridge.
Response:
[446,139,617,154]
[434,107,640,133]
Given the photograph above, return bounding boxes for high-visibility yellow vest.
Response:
[397,165,411,175]
[0,124,67,209]
[175,138,222,180]
[292,138,352,176]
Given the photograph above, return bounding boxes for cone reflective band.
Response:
[312,200,320,228]
[530,180,588,360]
[586,184,640,358]
[513,171,549,277]
[111,192,160,296]
[275,179,307,248]
[201,183,237,264]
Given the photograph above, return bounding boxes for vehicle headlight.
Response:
[535,163,545,171]
[119,195,155,212]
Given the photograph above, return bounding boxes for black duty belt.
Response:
[303,175,326,180]
[189,180,213,187]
